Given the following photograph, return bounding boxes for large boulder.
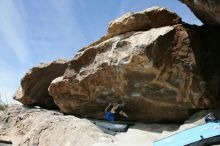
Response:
[181,0,220,25]
[13,59,68,109]
[49,22,218,122]
[79,7,182,52]
[0,105,112,146]
[13,6,220,123]
[108,7,181,36]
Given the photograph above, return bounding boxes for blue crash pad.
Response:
[88,119,133,135]
[154,122,220,146]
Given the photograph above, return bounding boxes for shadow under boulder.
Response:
[13,59,68,110]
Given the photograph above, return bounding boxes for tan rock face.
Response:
[49,24,217,122]
[14,59,68,109]
[181,0,220,25]
[14,6,220,122]
[108,7,181,36]
[78,7,181,53]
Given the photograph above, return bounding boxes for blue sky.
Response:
[0,0,202,103]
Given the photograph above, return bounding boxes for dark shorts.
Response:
[104,112,119,121]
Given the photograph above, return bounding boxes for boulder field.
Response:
[1,2,220,146]
[13,6,220,122]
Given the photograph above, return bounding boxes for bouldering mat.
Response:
[154,122,220,146]
[87,118,133,135]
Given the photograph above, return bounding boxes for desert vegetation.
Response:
[0,93,9,110]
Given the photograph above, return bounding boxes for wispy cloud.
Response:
[27,0,87,60]
[0,59,22,103]
[48,0,87,42]
[118,1,127,16]
[0,0,30,63]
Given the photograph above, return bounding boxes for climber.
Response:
[104,103,128,122]
[205,112,217,123]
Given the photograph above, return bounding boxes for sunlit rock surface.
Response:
[14,6,220,122]
[14,59,68,109]
[108,7,181,36]
[0,105,112,146]
[49,23,218,122]
[0,105,214,146]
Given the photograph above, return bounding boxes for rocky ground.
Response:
[0,104,210,146]
[1,0,220,146]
